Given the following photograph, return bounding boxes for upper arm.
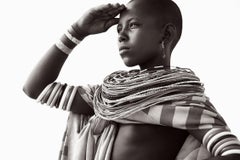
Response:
[23,45,69,99]
[33,82,99,115]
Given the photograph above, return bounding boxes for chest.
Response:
[110,124,189,160]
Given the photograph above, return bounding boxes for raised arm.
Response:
[23,3,126,114]
[23,3,125,98]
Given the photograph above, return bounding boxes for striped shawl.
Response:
[38,67,240,160]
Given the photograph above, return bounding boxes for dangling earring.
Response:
[161,41,166,58]
[161,41,165,49]
[162,53,166,59]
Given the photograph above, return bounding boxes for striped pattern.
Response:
[59,113,91,160]
[65,29,81,45]
[36,67,240,160]
[55,26,82,55]
[55,40,73,55]
[92,67,240,158]
[139,97,222,130]
[203,128,240,156]
[37,82,78,111]
[94,67,204,120]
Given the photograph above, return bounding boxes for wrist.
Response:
[71,22,89,40]
[55,25,83,55]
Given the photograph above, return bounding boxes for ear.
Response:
[161,23,177,44]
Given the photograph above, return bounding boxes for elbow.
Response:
[22,85,38,99]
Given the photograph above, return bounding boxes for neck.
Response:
[139,57,171,70]
[139,45,172,70]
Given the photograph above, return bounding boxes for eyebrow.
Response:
[118,17,141,25]
[129,17,141,21]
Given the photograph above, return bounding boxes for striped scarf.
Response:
[62,66,240,160]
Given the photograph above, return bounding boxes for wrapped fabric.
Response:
[38,67,240,160]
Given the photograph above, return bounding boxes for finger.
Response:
[107,5,126,17]
[100,4,126,19]
[90,3,125,20]
[104,18,119,29]
[94,4,112,11]
[96,3,120,13]
[100,3,124,15]
[89,4,117,18]
[90,4,112,16]
[109,4,126,14]
[105,4,125,13]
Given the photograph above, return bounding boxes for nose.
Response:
[118,29,128,42]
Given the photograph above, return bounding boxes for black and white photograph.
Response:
[1,0,240,159]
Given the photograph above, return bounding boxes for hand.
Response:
[75,3,126,37]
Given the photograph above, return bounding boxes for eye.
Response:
[117,24,122,33]
[129,22,140,29]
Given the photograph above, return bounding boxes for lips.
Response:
[119,46,130,51]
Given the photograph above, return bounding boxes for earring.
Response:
[161,41,165,49]
[161,41,166,58]
[162,53,166,59]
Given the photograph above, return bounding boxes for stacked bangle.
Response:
[37,82,78,111]
[203,128,240,156]
[55,24,85,55]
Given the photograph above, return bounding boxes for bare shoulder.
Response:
[111,124,188,160]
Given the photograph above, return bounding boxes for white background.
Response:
[0,0,240,159]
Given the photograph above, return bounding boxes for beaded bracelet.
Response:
[59,85,72,109]
[62,85,74,110]
[212,135,237,156]
[50,84,62,107]
[41,82,56,104]
[220,145,240,156]
[66,86,78,111]
[55,83,67,108]
[47,83,61,106]
[207,131,232,151]
[215,138,240,156]
[202,128,240,156]
[36,82,80,112]
[55,24,84,55]
[36,83,54,103]
[203,128,224,146]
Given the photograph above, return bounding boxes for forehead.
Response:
[119,1,162,24]
[120,1,152,20]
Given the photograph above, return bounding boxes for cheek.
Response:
[130,30,145,41]
[135,31,159,45]
[134,39,159,53]
[131,34,149,49]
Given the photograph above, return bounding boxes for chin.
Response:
[122,59,138,67]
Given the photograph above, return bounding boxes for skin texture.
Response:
[111,1,189,159]
[117,0,182,69]
[111,124,188,160]
[117,4,166,68]
[23,1,240,160]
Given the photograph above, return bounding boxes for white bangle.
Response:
[66,86,78,111]
[55,40,73,55]
[55,26,83,55]
[65,28,81,44]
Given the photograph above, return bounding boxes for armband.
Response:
[55,25,82,55]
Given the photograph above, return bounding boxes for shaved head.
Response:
[128,0,182,48]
